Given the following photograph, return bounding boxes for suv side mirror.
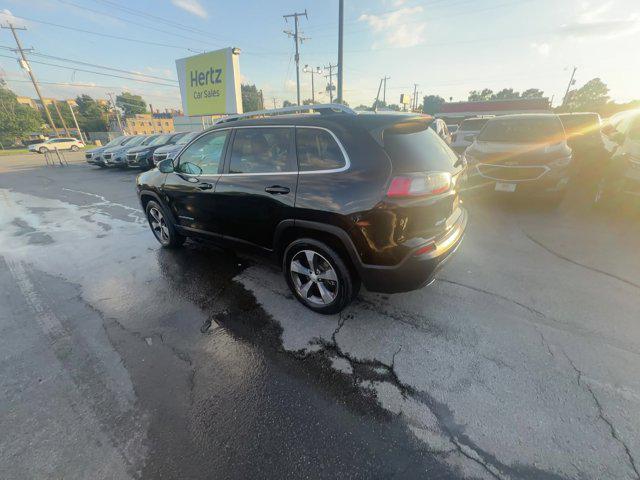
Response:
[157,158,174,173]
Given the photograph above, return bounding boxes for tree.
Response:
[302,98,316,105]
[43,102,75,130]
[116,92,147,116]
[0,86,43,145]
[354,104,373,111]
[241,84,262,112]
[75,95,108,132]
[422,95,445,115]
[468,89,494,101]
[282,100,295,107]
[564,78,609,112]
[521,88,544,99]
[492,88,520,100]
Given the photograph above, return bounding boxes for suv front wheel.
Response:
[283,238,359,314]
[145,200,185,248]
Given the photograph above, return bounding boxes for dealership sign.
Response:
[175,48,243,116]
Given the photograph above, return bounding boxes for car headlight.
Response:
[549,156,572,168]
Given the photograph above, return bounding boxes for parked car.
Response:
[136,105,467,314]
[430,118,452,144]
[558,112,607,169]
[152,131,200,165]
[85,135,131,167]
[451,116,494,154]
[28,137,84,153]
[127,132,185,170]
[593,109,640,206]
[463,114,572,205]
[103,135,154,167]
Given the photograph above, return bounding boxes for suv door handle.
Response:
[265,185,290,194]
[198,182,213,190]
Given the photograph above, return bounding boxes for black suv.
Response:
[136,105,467,313]
[127,132,185,169]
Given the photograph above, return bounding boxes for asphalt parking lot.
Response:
[1,152,639,480]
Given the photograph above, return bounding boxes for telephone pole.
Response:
[337,0,344,104]
[303,65,322,103]
[324,63,338,103]
[412,84,418,111]
[374,78,383,110]
[107,92,124,134]
[283,10,308,106]
[52,100,72,137]
[2,22,58,137]
[67,101,85,143]
[382,76,390,104]
[562,66,577,107]
[272,97,278,109]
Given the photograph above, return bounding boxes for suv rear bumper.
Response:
[359,207,467,293]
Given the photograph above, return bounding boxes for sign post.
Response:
[176,48,243,116]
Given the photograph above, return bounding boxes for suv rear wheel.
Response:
[284,238,359,314]
[145,200,185,248]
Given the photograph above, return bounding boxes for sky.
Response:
[0,0,639,111]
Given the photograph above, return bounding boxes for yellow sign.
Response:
[176,48,242,116]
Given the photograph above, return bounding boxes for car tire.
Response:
[283,238,359,315]
[145,200,185,248]
[71,145,79,152]
[39,147,47,154]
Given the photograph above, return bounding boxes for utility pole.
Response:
[259,89,265,110]
[2,22,58,137]
[324,63,338,103]
[52,100,72,137]
[67,101,85,143]
[107,92,124,134]
[303,65,322,103]
[562,66,577,107]
[374,78,383,110]
[412,84,418,111]
[382,76,390,104]
[272,97,278,109]
[283,10,308,106]
[337,0,344,104]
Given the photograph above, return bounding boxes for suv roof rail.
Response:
[217,103,357,124]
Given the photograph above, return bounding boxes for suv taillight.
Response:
[387,172,452,198]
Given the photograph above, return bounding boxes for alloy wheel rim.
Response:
[290,249,339,305]
[149,207,170,244]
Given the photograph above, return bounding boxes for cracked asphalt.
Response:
[1,152,639,479]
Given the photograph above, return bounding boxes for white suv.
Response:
[450,116,493,154]
[28,137,85,154]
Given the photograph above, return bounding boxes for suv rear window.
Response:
[296,128,345,171]
[460,118,489,131]
[478,116,564,143]
[229,128,293,174]
[559,114,601,135]
[383,120,459,173]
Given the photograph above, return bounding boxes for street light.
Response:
[303,65,323,103]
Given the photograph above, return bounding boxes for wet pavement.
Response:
[1,154,639,479]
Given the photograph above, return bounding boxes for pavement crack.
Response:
[523,231,640,290]
[564,352,640,479]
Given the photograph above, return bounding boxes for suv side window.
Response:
[178,130,228,175]
[229,128,293,174]
[296,128,345,171]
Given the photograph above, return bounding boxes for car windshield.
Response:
[148,134,172,146]
[478,117,565,143]
[125,136,147,147]
[104,136,126,147]
[175,132,199,145]
[460,118,490,131]
[140,135,160,146]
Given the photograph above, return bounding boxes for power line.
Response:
[56,0,225,48]
[6,14,195,51]
[0,45,177,82]
[0,53,177,87]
